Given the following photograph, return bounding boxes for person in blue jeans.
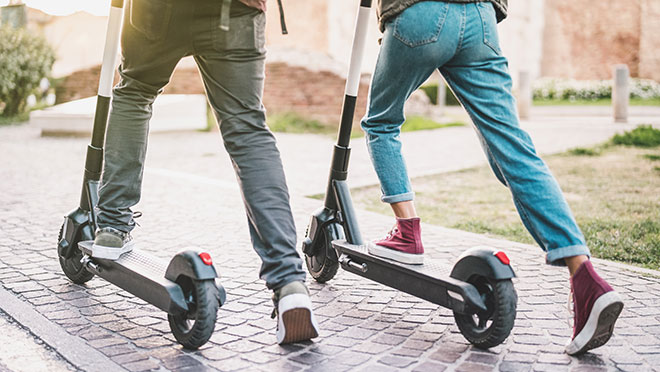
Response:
[363,0,623,355]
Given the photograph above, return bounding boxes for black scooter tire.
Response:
[453,277,517,349]
[304,223,341,283]
[168,278,218,350]
[58,224,94,284]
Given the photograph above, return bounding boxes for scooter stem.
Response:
[79,0,124,211]
[324,0,372,210]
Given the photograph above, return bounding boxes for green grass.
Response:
[267,112,335,135]
[644,154,660,161]
[612,125,660,147]
[402,116,464,132]
[533,97,660,106]
[267,112,466,138]
[351,126,660,270]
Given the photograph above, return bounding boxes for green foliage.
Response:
[267,112,333,134]
[402,116,464,132]
[567,147,601,156]
[419,83,460,106]
[533,78,660,101]
[0,26,55,117]
[612,125,660,148]
[532,97,660,106]
[643,154,660,161]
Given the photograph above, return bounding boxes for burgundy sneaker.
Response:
[368,217,424,265]
[566,260,623,355]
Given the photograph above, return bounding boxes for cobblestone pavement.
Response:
[1,121,660,372]
[0,310,75,372]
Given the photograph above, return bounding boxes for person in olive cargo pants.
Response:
[91,0,319,344]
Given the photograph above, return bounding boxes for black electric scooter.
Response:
[302,0,517,348]
[56,0,225,350]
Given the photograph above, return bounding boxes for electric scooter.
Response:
[56,0,225,350]
[302,0,518,348]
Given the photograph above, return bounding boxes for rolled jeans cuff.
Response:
[545,244,591,266]
[381,191,415,204]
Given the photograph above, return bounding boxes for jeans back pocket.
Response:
[129,0,172,41]
[215,12,266,53]
[476,2,502,55]
[393,2,449,48]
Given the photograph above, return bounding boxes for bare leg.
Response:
[565,255,589,276]
[390,201,418,219]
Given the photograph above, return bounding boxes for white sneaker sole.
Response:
[367,242,424,265]
[91,241,134,260]
[566,291,623,355]
[276,293,319,344]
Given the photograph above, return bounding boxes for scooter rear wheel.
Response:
[168,278,218,349]
[304,223,342,283]
[453,276,517,349]
[58,223,95,284]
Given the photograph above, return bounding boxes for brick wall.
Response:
[55,62,369,127]
[540,0,646,79]
[639,0,660,82]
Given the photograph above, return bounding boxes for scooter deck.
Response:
[78,241,188,315]
[332,240,486,314]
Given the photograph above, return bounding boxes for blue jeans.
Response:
[361,1,590,265]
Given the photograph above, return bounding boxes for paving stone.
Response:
[371,333,407,346]
[412,361,448,372]
[123,359,161,372]
[456,362,497,372]
[499,361,534,372]
[288,351,327,365]
[429,351,462,363]
[351,341,393,355]
[111,352,150,364]
[533,362,570,372]
[2,125,658,372]
[536,352,572,365]
[466,352,500,365]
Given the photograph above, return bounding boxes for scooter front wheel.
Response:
[453,276,517,349]
[168,278,218,349]
[58,223,95,284]
[304,223,343,283]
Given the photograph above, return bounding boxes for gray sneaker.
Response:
[92,227,134,260]
[271,281,319,344]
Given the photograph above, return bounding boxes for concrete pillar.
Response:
[517,70,532,120]
[437,73,446,116]
[0,4,27,29]
[613,64,629,123]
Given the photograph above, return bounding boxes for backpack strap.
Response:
[276,0,288,34]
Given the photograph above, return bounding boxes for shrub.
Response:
[267,112,331,134]
[532,77,660,101]
[612,125,660,148]
[0,26,55,116]
[419,83,461,106]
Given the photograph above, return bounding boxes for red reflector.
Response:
[199,252,213,266]
[494,251,510,265]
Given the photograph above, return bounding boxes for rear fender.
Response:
[450,246,516,282]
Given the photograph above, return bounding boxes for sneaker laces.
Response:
[132,211,142,227]
[566,288,575,329]
[384,225,399,240]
